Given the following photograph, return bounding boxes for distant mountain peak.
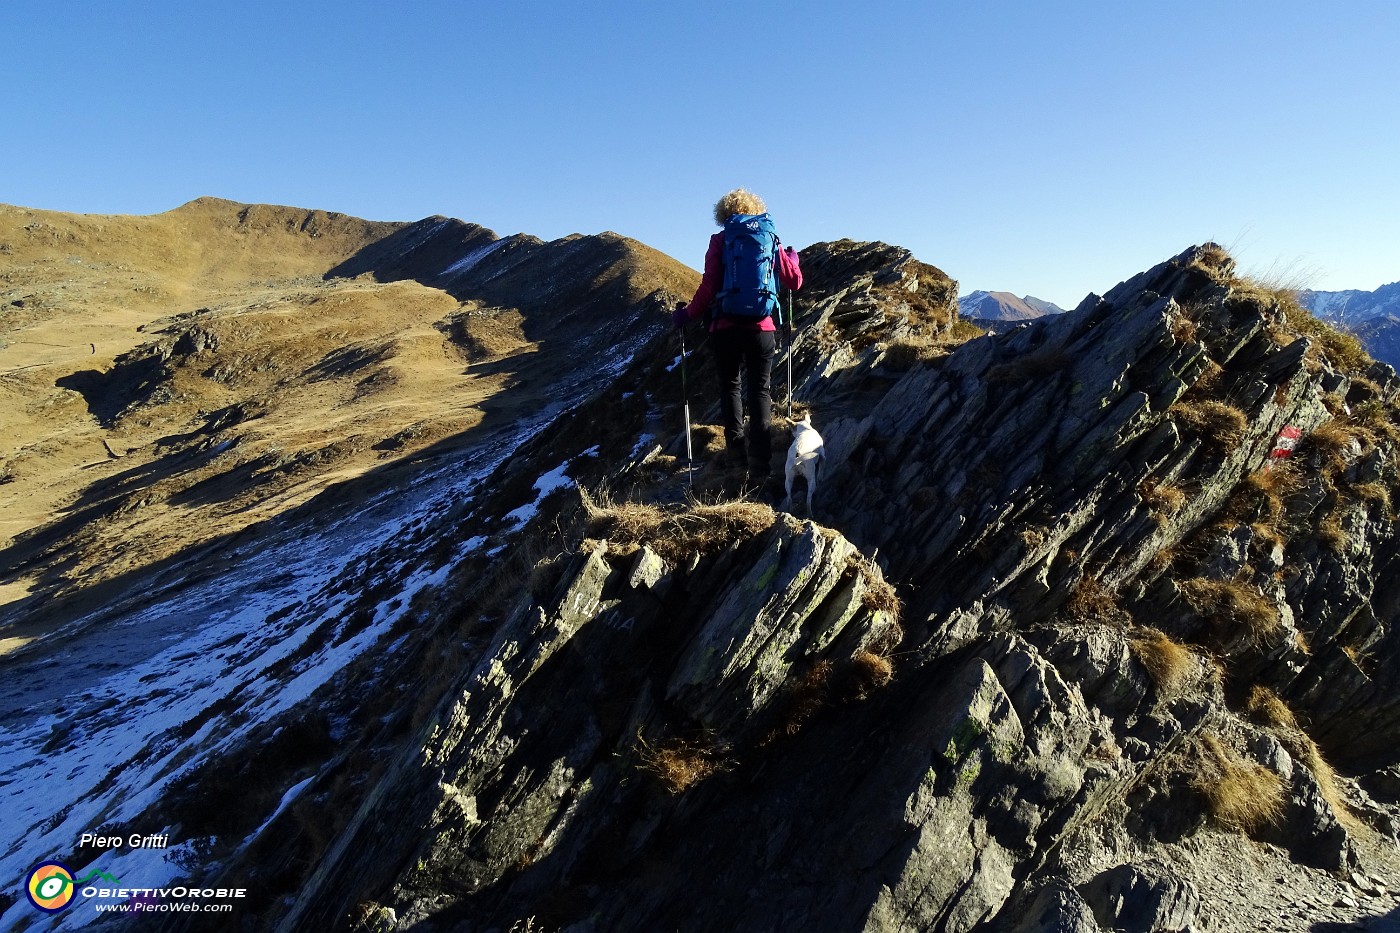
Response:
[958,290,1064,322]
[1296,280,1400,370]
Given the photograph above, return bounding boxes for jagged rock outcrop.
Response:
[279,513,904,931]
[193,241,1400,932]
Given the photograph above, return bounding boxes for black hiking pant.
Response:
[712,327,777,476]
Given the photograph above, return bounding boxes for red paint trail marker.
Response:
[1268,425,1302,465]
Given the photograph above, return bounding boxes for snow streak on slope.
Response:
[0,457,487,929]
[440,237,508,279]
[0,326,655,931]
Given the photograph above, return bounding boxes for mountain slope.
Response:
[0,201,697,929]
[0,200,695,626]
[1296,282,1400,371]
[1298,282,1400,323]
[250,244,1400,932]
[3,222,1399,932]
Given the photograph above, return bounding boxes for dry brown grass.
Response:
[1185,243,1235,283]
[1348,481,1393,516]
[1066,574,1129,625]
[1234,274,1371,374]
[1250,521,1288,559]
[1138,477,1187,523]
[1178,577,1281,643]
[850,649,894,698]
[847,553,901,622]
[635,732,730,794]
[579,487,775,563]
[1277,297,1371,375]
[1300,420,1364,476]
[1222,466,1299,544]
[1348,398,1400,446]
[1208,266,1370,373]
[1192,734,1285,833]
[947,318,987,342]
[1245,686,1356,829]
[1341,643,1376,673]
[1316,514,1349,552]
[1197,357,1227,390]
[1146,545,1177,576]
[1169,312,1199,344]
[881,336,949,369]
[1169,399,1248,454]
[1245,684,1299,730]
[1322,392,1350,418]
[778,660,834,735]
[1130,628,1195,694]
[1248,459,1302,499]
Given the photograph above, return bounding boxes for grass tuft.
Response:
[1169,312,1199,344]
[881,336,949,369]
[1169,399,1248,454]
[849,649,894,699]
[1129,628,1194,695]
[1138,477,1187,523]
[1066,574,1129,625]
[1316,514,1348,552]
[847,553,901,623]
[1349,481,1392,516]
[778,660,834,735]
[1178,577,1281,643]
[1245,686,1356,829]
[1300,420,1364,476]
[1277,297,1371,374]
[1245,684,1299,731]
[579,487,775,563]
[1192,734,1285,833]
[635,732,730,794]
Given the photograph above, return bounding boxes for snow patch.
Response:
[245,775,315,848]
[440,237,507,278]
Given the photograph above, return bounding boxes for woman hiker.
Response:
[673,188,803,496]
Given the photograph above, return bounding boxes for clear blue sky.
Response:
[3,0,1397,308]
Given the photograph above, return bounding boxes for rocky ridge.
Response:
[202,241,1400,932]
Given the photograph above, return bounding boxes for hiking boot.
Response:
[744,470,785,508]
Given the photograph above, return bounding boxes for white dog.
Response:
[785,413,826,515]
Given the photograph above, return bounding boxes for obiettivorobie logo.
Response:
[25,861,121,914]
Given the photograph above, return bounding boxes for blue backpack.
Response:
[717,213,782,322]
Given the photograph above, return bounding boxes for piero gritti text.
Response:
[79,831,171,850]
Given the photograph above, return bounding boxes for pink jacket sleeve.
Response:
[682,233,725,322]
[777,245,803,291]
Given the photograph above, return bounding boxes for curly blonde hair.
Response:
[713,188,767,226]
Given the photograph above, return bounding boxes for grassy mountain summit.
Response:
[0,199,695,624]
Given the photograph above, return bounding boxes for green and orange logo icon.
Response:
[26,861,77,913]
[24,861,121,913]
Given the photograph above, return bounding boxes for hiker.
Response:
[673,188,803,491]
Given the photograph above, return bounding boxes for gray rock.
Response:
[1005,881,1101,933]
[1366,765,1400,801]
[1081,862,1202,932]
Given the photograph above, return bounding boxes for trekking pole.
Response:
[677,306,694,488]
[785,289,795,419]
